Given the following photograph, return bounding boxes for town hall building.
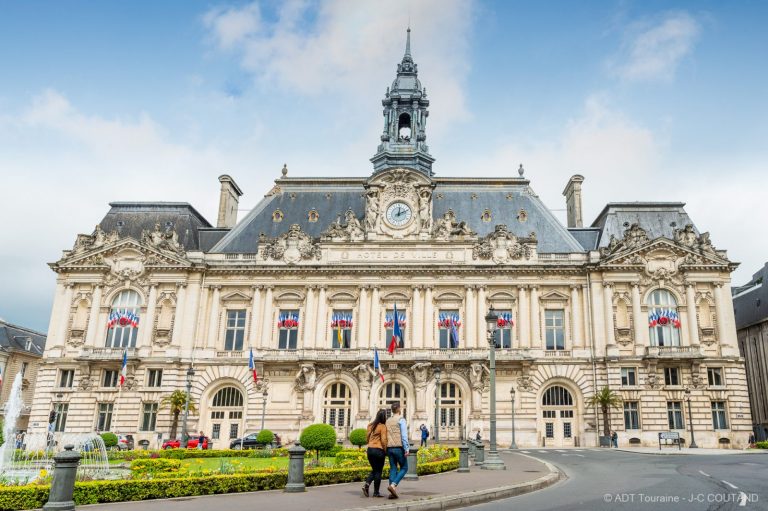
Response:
[29,30,751,449]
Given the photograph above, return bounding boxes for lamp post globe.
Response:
[180,366,195,448]
[482,309,505,470]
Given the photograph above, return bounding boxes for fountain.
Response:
[0,373,111,483]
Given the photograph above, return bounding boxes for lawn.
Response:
[180,456,338,471]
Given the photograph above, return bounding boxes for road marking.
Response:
[699,470,710,477]
[739,492,747,507]
[562,453,584,457]
[538,450,548,453]
[520,450,530,454]
[722,480,738,490]
[573,449,584,452]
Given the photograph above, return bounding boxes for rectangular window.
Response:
[544,310,565,350]
[140,403,158,432]
[545,422,554,438]
[212,424,221,440]
[211,411,224,420]
[496,310,513,349]
[624,401,640,430]
[58,369,75,388]
[230,423,239,439]
[711,401,728,429]
[667,401,684,430]
[54,403,69,432]
[438,310,460,349]
[384,309,407,349]
[97,403,114,432]
[224,310,246,351]
[330,310,352,349]
[146,369,163,388]
[21,362,29,377]
[621,367,637,386]
[707,367,723,387]
[543,410,556,418]
[278,309,299,350]
[563,422,572,438]
[664,367,680,386]
[229,411,243,420]
[102,370,118,388]
[560,410,574,418]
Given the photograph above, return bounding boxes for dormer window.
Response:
[397,113,412,141]
[481,209,492,222]
[308,209,319,223]
[272,210,284,222]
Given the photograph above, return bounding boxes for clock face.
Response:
[386,202,413,227]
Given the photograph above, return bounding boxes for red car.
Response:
[162,437,209,449]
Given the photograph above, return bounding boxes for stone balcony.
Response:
[76,347,141,361]
[643,345,703,360]
[214,348,538,363]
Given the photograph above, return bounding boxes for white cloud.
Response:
[202,0,474,135]
[611,11,701,82]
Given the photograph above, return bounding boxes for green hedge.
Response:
[130,458,183,477]
[109,449,258,461]
[755,441,768,449]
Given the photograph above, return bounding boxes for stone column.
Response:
[465,285,475,349]
[412,286,422,349]
[357,286,369,348]
[477,286,487,349]
[368,286,380,348]
[631,283,644,346]
[316,286,328,349]
[423,286,434,348]
[530,286,540,348]
[248,285,263,348]
[140,285,157,347]
[171,283,187,345]
[713,283,733,347]
[518,286,529,348]
[685,284,700,347]
[206,285,221,349]
[603,282,615,346]
[302,286,315,349]
[589,277,606,352]
[85,285,103,346]
[570,285,583,348]
[57,284,75,346]
[186,278,204,354]
[260,286,274,348]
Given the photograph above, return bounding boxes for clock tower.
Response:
[370,28,435,177]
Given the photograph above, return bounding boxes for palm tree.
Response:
[588,386,622,438]
[160,390,197,439]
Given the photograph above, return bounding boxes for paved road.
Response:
[467,449,768,511]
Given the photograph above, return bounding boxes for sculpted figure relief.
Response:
[433,210,475,240]
[410,362,432,385]
[470,362,489,391]
[674,224,717,254]
[365,189,380,232]
[472,224,534,263]
[263,224,321,263]
[71,225,119,255]
[344,209,365,239]
[295,363,317,391]
[418,190,432,231]
[141,223,184,255]
[320,210,365,241]
[600,223,649,257]
[352,362,375,388]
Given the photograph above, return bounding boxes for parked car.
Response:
[230,433,282,450]
[117,434,134,450]
[162,437,209,449]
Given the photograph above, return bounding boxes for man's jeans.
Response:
[387,446,408,485]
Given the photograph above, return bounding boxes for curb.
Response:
[341,457,564,511]
[613,448,767,456]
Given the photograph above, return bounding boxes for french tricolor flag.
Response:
[373,347,385,382]
[249,348,258,383]
[119,350,128,386]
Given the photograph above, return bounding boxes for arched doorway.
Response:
[437,382,463,441]
[209,386,245,446]
[540,385,577,447]
[378,382,408,420]
[322,383,352,437]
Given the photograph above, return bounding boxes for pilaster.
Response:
[140,285,157,347]
[631,283,644,346]
[423,286,434,348]
[302,285,316,348]
[465,285,475,349]
[603,282,615,346]
[259,286,274,348]
[530,285,540,348]
[358,286,369,347]
[206,285,221,349]
[316,286,328,349]
[685,283,699,347]
[171,282,187,346]
[248,285,264,348]
[518,286,529,348]
[85,285,103,346]
[412,286,422,348]
[570,285,583,348]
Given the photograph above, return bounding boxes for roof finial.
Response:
[405,27,411,59]
[281,163,288,177]
[518,163,525,177]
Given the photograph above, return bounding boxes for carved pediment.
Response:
[540,290,569,302]
[601,237,728,270]
[221,291,252,303]
[472,224,535,263]
[55,237,191,275]
[261,224,321,264]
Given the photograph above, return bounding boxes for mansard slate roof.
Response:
[732,262,768,329]
[591,202,698,248]
[98,202,212,251]
[0,319,46,356]
[211,176,586,254]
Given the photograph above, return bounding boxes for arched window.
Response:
[397,113,412,141]
[378,382,407,419]
[105,290,141,348]
[542,385,573,407]
[212,387,244,407]
[648,289,681,347]
[323,383,352,432]
[438,382,463,430]
[210,386,244,440]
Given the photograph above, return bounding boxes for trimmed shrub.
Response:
[300,424,337,460]
[130,458,182,478]
[756,441,768,449]
[256,430,274,445]
[348,428,367,448]
[100,432,118,449]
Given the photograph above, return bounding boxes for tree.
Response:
[299,424,337,461]
[160,390,197,439]
[256,429,274,446]
[100,432,118,448]
[349,428,367,449]
[588,386,623,438]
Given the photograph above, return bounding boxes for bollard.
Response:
[285,444,306,493]
[474,442,485,465]
[458,444,469,473]
[43,445,81,511]
[404,447,419,481]
[468,439,476,458]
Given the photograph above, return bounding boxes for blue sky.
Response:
[1,0,766,332]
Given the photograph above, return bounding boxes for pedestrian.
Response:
[197,430,205,450]
[362,409,388,498]
[420,423,429,447]
[611,431,618,448]
[385,402,409,499]
[475,430,481,442]
[14,432,23,450]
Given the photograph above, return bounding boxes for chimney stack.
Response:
[562,174,584,228]
[217,174,243,229]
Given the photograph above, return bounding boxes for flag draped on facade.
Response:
[248,348,258,383]
[497,312,514,328]
[277,312,299,329]
[331,312,352,347]
[119,350,128,386]
[438,312,461,348]
[648,309,681,328]
[373,347,385,382]
[108,309,140,329]
[388,304,403,354]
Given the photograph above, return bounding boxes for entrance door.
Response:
[541,385,576,447]
[210,386,245,448]
[437,382,463,441]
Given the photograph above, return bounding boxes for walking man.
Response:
[386,402,409,499]
[420,424,429,447]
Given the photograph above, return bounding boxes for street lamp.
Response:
[509,386,518,450]
[434,366,441,443]
[684,388,698,449]
[482,309,505,470]
[180,365,195,448]
[261,388,269,431]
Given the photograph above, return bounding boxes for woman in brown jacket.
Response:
[363,409,388,498]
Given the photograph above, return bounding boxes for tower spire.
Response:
[405,27,411,59]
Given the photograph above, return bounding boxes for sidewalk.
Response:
[613,447,768,456]
[81,452,561,511]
